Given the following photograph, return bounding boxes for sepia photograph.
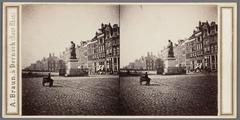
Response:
[2,2,237,118]
[120,5,218,115]
[21,4,120,115]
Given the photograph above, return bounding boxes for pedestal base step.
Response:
[163,67,179,75]
[163,67,186,75]
[65,69,88,77]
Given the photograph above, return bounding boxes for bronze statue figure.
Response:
[70,41,77,59]
[167,40,174,57]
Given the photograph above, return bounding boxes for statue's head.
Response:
[168,40,171,42]
[71,41,74,44]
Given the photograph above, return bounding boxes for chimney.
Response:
[101,23,104,28]
[193,30,196,34]
[147,52,150,57]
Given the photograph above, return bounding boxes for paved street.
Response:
[120,74,218,115]
[22,75,120,115]
[23,74,217,115]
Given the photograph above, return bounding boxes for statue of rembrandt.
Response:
[70,41,77,59]
[167,40,174,58]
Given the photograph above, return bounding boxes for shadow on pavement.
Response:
[148,83,161,86]
[51,85,63,87]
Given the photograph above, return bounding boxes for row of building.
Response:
[124,52,157,70]
[185,21,218,72]
[123,52,165,74]
[25,53,65,72]
[24,23,120,75]
[124,21,218,73]
[87,23,120,74]
[25,21,217,74]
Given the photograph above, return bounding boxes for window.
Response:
[114,58,117,64]
[211,45,214,53]
[215,45,218,53]
[117,47,120,55]
[113,48,116,56]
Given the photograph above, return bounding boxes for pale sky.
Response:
[22,4,217,68]
[22,4,119,68]
[120,5,217,67]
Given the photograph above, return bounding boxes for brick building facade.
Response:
[185,21,218,72]
[87,23,120,74]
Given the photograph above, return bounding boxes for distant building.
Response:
[124,52,158,71]
[25,53,64,72]
[35,60,43,71]
[47,53,60,72]
[145,52,157,70]
[133,56,146,70]
[27,63,36,71]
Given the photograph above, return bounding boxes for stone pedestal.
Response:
[65,59,86,76]
[163,57,178,75]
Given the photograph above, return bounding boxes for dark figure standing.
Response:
[144,72,148,79]
[42,73,54,87]
[48,73,51,79]
[140,72,151,85]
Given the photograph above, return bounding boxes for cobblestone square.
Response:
[23,74,217,115]
[120,74,218,115]
[22,75,120,115]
